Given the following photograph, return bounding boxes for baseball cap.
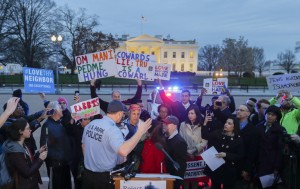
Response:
[162,115,179,126]
[107,100,128,113]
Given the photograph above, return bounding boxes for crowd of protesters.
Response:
[0,79,300,189]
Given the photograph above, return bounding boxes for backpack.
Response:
[0,152,13,187]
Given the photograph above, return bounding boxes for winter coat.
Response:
[204,129,244,185]
[256,121,285,176]
[2,140,43,189]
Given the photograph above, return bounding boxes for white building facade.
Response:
[116,34,199,72]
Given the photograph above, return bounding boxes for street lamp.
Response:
[51,34,63,94]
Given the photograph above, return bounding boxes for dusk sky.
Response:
[55,0,300,61]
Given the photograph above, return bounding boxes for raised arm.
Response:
[122,79,142,105]
[90,79,109,113]
[0,97,19,128]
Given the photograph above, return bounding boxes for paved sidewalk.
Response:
[1,86,295,96]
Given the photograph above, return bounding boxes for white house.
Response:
[116,34,199,72]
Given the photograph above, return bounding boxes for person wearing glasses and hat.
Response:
[81,100,152,189]
[163,115,187,189]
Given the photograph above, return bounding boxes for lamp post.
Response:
[51,34,63,94]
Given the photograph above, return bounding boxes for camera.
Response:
[46,109,55,116]
[215,101,222,106]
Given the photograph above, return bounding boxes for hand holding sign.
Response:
[70,98,100,121]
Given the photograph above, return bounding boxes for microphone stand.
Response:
[155,143,180,171]
[110,161,136,181]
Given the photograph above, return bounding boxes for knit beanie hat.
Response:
[265,105,282,121]
[57,97,68,106]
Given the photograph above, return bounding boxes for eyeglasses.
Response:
[236,109,249,112]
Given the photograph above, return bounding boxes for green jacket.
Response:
[270,96,300,134]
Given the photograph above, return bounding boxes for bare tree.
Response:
[55,6,118,74]
[252,47,265,76]
[7,0,55,67]
[220,37,255,76]
[220,38,236,75]
[198,45,222,71]
[0,0,15,62]
[277,50,297,73]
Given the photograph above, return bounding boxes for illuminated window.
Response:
[164,52,168,58]
[181,52,185,58]
[173,52,176,58]
[181,63,184,71]
[190,51,194,58]
[172,63,176,71]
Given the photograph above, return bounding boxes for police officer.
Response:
[82,100,152,189]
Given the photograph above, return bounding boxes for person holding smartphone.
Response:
[202,95,233,140]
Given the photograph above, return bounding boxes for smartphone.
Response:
[46,109,55,115]
[206,110,211,116]
[74,90,80,97]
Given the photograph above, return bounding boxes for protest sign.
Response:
[203,78,228,95]
[115,51,156,81]
[70,98,100,121]
[23,67,55,93]
[266,73,300,92]
[152,63,171,80]
[75,49,116,82]
[184,156,209,182]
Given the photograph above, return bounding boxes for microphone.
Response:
[122,161,135,175]
[155,143,180,171]
[110,160,136,180]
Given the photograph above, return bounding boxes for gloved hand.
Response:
[290,134,300,144]
[275,90,284,100]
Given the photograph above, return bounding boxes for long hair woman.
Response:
[139,120,167,173]
[180,105,208,189]
[2,118,47,189]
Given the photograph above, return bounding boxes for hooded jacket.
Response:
[269,96,300,134]
[2,140,43,189]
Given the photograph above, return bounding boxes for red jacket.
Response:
[139,139,166,173]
